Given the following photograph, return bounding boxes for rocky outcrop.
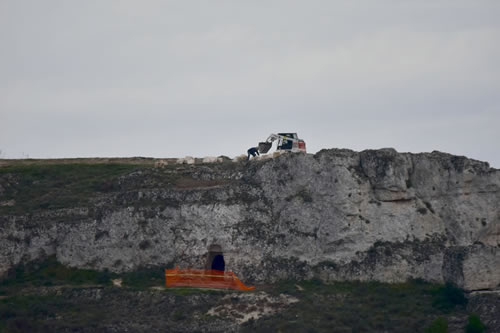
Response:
[0,148,499,291]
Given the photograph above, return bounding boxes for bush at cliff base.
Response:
[466,314,486,333]
[425,317,448,333]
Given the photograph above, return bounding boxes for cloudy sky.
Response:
[1,1,499,167]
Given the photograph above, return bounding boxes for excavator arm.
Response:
[265,133,282,143]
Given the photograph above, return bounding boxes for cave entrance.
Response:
[206,244,225,272]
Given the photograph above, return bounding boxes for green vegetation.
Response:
[0,163,145,214]
[0,295,75,333]
[0,256,114,294]
[0,258,225,332]
[120,266,166,289]
[166,286,225,296]
[431,282,468,311]
[426,317,448,333]
[0,161,238,214]
[0,255,483,332]
[466,314,486,333]
[0,265,481,333]
[0,257,185,295]
[243,279,469,332]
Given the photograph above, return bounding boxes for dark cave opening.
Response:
[206,244,225,271]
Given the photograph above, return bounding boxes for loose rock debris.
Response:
[206,292,298,323]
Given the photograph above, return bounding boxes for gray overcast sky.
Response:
[1,1,499,167]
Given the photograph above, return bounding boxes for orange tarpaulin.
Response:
[165,268,255,291]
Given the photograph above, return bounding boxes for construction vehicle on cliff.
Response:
[258,133,307,154]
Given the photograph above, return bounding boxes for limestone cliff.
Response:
[1,149,499,291]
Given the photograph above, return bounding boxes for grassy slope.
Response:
[0,259,471,333]
[246,280,467,332]
[0,163,147,214]
[0,158,238,215]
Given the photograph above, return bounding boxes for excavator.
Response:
[258,133,306,154]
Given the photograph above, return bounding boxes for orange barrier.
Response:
[165,268,255,291]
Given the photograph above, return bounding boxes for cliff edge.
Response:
[1,148,499,291]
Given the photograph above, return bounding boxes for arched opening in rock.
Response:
[211,254,225,271]
[206,244,225,271]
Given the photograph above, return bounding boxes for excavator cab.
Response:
[258,132,306,154]
[276,133,297,151]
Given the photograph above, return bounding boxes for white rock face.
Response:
[0,148,499,291]
[177,156,195,164]
[202,156,224,163]
[462,246,500,290]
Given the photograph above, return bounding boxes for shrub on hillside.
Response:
[432,282,467,311]
[465,314,485,333]
[425,317,448,333]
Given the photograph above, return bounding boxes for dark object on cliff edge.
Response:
[247,147,260,161]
